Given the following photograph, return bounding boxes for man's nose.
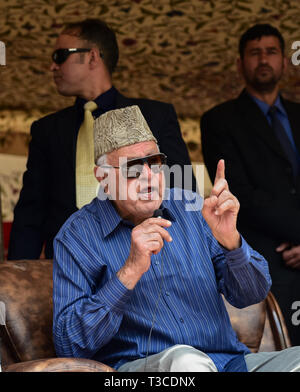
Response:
[259,51,268,63]
[139,162,153,179]
[50,61,59,72]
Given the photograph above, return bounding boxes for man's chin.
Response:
[54,83,75,97]
[136,197,162,214]
[56,88,75,97]
[249,71,282,93]
[251,79,278,93]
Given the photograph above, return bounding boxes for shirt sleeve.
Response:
[201,216,272,308]
[52,234,133,359]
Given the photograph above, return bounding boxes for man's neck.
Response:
[78,82,113,101]
[245,85,279,106]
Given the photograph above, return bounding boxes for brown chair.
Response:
[0,259,291,372]
[0,259,114,372]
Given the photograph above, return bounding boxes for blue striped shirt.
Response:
[53,188,271,372]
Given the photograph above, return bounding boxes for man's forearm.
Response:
[219,238,272,307]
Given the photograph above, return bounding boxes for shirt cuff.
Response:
[96,273,133,313]
[221,235,250,269]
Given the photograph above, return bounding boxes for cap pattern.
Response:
[94,105,157,163]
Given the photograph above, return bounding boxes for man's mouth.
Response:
[53,75,62,83]
[256,65,273,74]
[138,186,159,200]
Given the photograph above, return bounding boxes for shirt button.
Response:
[179,318,184,323]
[165,291,170,296]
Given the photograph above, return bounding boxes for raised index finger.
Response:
[214,159,225,185]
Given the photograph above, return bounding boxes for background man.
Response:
[52,105,297,373]
[201,23,300,346]
[8,18,195,261]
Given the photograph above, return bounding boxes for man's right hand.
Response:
[117,217,172,289]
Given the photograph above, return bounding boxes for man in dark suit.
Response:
[8,19,195,261]
[201,24,300,346]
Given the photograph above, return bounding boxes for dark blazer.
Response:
[8,91,195,260]
[201,89,300,345]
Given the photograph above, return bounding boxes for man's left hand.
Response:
[202,159,241,250]
[276,242,300,269]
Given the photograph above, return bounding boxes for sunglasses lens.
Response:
[124,154,166,178]
[52,49,68,64]
[148,154,165,166]
[126,164,144,178]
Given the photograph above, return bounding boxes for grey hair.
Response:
[96,154,108,167]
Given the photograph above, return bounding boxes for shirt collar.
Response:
[249,92,287,117]
[92,197,123,238]
[90,193,176,239]
[160,198,177,221]
[75,85,117,113]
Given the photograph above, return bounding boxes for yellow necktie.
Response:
[76,101,98,209]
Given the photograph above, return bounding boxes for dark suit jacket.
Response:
[201,89,300,247]
[200,89,300,346]
[8,91,195,260]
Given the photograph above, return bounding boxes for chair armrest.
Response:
[3,357,116,372]
[266,292,291,350]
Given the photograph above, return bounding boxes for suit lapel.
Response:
[236,90,289,162]
[282,98,300,153]
[57,105,79,172]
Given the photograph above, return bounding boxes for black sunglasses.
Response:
[102,153,167,179]
[52,48,91,64]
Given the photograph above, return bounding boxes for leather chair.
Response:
[0,259,291,372]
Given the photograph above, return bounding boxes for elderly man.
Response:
[8,18,195,261]
[53,106,300,372]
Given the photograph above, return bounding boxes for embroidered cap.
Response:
[94,105,157,163]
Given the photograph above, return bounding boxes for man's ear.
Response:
[94,166,106,182]
[95,165,111,197]
[89,48,100,69]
